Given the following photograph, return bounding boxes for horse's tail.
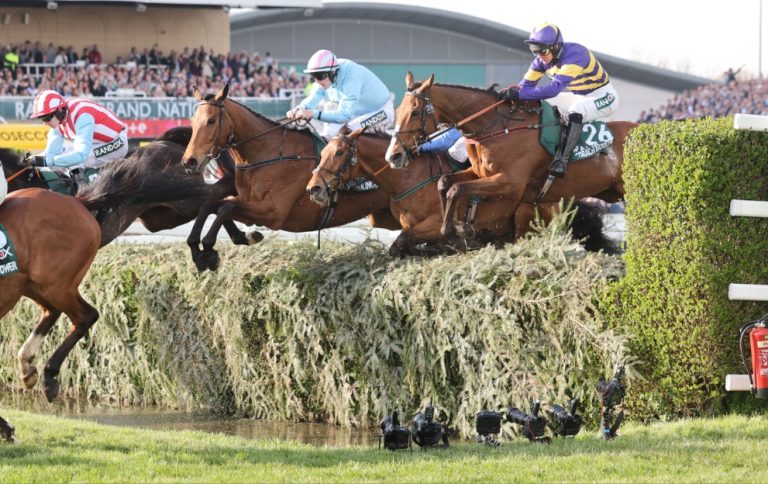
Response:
[571,200,623,255]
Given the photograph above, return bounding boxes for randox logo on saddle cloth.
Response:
[0,224,20,277]
[93,136,124,158]
[539,101,614,161]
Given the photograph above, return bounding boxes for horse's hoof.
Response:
[43,376,60,402]
[20,367,37,389]
[230,232,249,245]
[193,256,208,273]
[388,245,403,257]
[204,251,220,271]
[455,223,477,239]
[246,230,264,245]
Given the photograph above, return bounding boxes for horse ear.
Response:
[423,74,435,90]
[405,71,414,89]
[215,83,229,102]
[192,85,202,101]
[350,127,366,139]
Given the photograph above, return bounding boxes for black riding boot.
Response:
[549,113,583,178]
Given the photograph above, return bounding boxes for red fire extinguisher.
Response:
[740,319,768,398]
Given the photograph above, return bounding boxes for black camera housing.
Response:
[546,400,582,437]
[597,366,627,440]
[476,409,503,436]
[507,399,549,442]
[412,404,449,448]
[379,410,411,450]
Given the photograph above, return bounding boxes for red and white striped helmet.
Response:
[31,90,65,119]
[303,49,339,74]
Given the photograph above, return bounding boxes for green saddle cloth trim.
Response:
[39,169,73,195]
[0,223,20,277]
[539,101,614,161]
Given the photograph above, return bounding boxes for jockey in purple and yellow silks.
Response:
[498,22,619,178]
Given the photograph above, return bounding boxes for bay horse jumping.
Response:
[0,189,100,402]
[307,126,616,256]
[181,84,399,272]
[385,72,636,242]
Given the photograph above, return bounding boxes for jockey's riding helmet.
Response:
[525,23,564,59]
[304,49,340,75]
[31,90,66,120]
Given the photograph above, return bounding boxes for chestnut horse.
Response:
[181,84,399,272]
[0,189,100,402]
[385,72,636,242]
[307,127,616,256]
[308,127,517,255]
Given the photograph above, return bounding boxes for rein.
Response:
[5,165,32,183]
[196,99,316,170]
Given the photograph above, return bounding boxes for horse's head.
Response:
[181,84,234,175]
[307,125,363,206]
[385,71,439,169]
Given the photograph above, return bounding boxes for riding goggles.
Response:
[39,113,55,122]
[530,46,552,56]
[311,72,330,81]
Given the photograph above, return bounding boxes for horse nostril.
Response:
[308,185,321,196]
[391,153,402,165]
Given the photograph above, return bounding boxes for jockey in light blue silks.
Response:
[287,49,394,138]
[497,22,620,178]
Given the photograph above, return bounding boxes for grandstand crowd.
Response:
[0,41,306,98]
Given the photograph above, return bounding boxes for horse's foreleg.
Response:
[442,174,522,241]
[17,305,61,390]
[43,295,99,402]
[437,169,476,219]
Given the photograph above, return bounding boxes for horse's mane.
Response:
[410,81,499,96]
[206,93,310,133]
[77,140,213,210]
[0,147,24,173]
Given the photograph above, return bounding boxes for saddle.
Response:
[539,102,614,161]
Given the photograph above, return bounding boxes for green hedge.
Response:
[601,116,768,417]
[1,217,629,437]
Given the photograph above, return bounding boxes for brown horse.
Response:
[180,84,399,271]
[0,189,100,402]
[385,72,635,241]
[307,126,516,255]
[307,127,617,256]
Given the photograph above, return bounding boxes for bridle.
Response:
[391,91,441,160]
[311,133,358,192]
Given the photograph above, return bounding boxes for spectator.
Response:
[87,44,102,65]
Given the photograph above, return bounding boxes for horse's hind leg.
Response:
[43,294,99,402]
[187,200,224,272]
[200,201,240,271]
[17,304,61,390]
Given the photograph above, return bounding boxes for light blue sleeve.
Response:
[298,83,326,110]
[52,113,95,167]
[420,128,462,153]
[316,76,362,124]
[43,128,64,166]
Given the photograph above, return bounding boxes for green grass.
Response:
[0,409,764,482]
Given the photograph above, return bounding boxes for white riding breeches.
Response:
[314,99,395,138]
[547,82,620,123]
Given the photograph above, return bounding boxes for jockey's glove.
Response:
[25,155,47,167]
[497,88,520,102]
